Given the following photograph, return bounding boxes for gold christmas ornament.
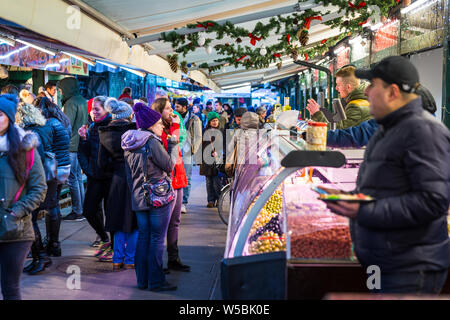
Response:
[297,28,309,47]
[290,47,299,61]
[167,54,178,73]
[180,61,189,74]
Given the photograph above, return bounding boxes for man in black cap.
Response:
[326,56,450,294]
[229,107,247,129]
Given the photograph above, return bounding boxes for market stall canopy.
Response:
[0,0,220,90]
[70,0,349,90]
[0,0,402,91]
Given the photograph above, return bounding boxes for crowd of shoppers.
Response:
[0,53,449,299]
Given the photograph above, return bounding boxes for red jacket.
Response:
[118,93,132,100]
[161,123,188,190]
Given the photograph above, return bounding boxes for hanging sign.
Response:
[0,43,89,76]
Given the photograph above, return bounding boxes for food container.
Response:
[306,121,327,151]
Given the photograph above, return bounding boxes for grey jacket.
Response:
[58,77,89,152]
[0,128,47,243]
[183,112,203,164]
[122,129,178,212]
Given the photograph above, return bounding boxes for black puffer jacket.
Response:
[78,115,112,180]
[46,117,70,167]
[351,97,450,273]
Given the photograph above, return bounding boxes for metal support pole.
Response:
[294,60,333,112]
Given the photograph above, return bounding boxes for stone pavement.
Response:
[20,166,228,300]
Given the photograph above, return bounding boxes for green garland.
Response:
[160,0,400,72]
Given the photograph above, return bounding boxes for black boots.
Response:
[167,241,191,272]
[25,223,52,275]
[45,208,62,257]
[28,251,52,275]
[167,258,191,272]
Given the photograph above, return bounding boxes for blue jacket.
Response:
[350,97,450,273]
[327,119,378,148]
[46,118,71,167]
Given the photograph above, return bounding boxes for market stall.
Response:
[221,123,370,299]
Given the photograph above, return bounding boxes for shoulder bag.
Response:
[43,151,57,182]
[141,140,175,208]
[0,149,35,240]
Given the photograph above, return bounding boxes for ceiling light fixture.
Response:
[221,82,251,89]
[121,66,146,77]
[96,60,118,69]
[401,0,439,15]
[334,46,348,55]
[0,36,15,46]
[15,39,56,56]
[61,51,96,66]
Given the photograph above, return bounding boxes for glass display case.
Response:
[221,126,368,299]
[224,128,365,264]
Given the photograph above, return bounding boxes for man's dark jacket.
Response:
[351,96,450,273]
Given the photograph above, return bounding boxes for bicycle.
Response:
[217,177,232,226]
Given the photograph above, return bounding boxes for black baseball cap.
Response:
[175,97,188,107]
[355,56,419,93]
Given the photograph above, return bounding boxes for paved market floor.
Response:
[20,166,228,300]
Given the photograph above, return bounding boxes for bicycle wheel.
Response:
[217,184,231,225]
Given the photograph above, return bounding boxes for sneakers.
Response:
[94,241,111,257]
[98,248,113,262]
[214,200,219,207]
[207,202,215,208]
[90,236,102,248]
[181,204,187,214]
[62,212,86,221]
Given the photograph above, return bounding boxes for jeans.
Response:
[113,230,138,265]
[205,175,222,203]
[167,188,182,261]
[370,269,448,294]
[135,205,172,289]
[68,152,84,215]
[182,155,193,204]
[0,241,33,300]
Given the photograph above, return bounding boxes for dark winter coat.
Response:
[98,120,137,233]
[46,118,71,167]
[24,117,71,169]
[199,127,224,177]
[0,128,47,243]
[350,97,450,273]
[122,129,178,212]
[58,77,89,152]
[78,114,112,180]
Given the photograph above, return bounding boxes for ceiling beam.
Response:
[126,0,319,46]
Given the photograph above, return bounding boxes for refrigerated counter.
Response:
[221,129,369,299]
